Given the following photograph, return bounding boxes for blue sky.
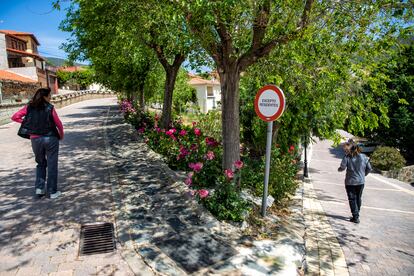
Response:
[0,0,72,59]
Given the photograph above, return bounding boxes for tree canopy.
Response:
[57,0,413,169]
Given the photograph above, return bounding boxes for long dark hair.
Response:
[29,88,51,108]
[345,140,362,157]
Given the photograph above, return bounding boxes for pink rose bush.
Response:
[119,100,252,221]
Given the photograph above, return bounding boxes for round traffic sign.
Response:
[254,85,285,122]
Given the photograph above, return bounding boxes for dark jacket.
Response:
[18,103,59,139]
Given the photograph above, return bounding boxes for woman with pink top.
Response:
[11,88,64,199]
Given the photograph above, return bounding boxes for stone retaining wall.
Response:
[0,79,40,103]
[0,90,116,125]
[380,165,414,184]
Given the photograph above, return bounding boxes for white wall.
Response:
[194,85,207,113]
[192,83,222,113]
[0,34,8,70]
[7,67,38,81]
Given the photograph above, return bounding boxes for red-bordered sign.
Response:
[254,85,285,122]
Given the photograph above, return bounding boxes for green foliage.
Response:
[204,167,250,222]
[172,69,197,114]
[57,67,95,89]
[241,146,299,204]
[267,147,300,203]
[361,39,414,162]
[370,146,406,171]
[196,110,222,142]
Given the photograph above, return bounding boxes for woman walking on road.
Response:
[11,88,64,199]
[338,141,372,223]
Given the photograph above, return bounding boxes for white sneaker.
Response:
[49,191,62,199]
[36,188,45,195]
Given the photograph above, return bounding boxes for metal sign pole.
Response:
[261,121,273,217]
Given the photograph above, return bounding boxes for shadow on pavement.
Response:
[329,146,345,160]
[0,104,122,272]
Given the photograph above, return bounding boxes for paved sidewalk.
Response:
[308,136,414,276]
[0,98,139,276]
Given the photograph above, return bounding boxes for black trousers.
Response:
[345,184,364,219]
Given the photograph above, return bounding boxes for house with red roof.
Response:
[0,30,58,97]
[188,74,221,113]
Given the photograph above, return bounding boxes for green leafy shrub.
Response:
[204,164,250,222]
[197,110,222,142]
[370,146,406,171]
[242,145,299,204]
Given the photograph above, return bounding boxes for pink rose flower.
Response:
[225,169,234,180]
[179,130,187,136]
[198,189,209,199]
[234,160,244,170]
[184,177,192,186]
[187,172,194,178]
[138,127,145,134]
[289,145,295,152]
[205,137,219,147]
[189,162,203,172]
[169,128,177,134]
[194,128,201,136]
[205,151,215,160]
[177,146,190,160]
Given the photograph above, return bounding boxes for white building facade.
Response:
[188,77,221,113]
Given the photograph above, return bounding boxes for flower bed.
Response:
[120,99,300,222]
[120,99,250,221]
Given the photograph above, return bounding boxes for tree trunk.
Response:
[138,83,145,111]
[160,67,179,129]
[219,64,241,170]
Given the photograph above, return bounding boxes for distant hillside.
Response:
[45,57,85,67]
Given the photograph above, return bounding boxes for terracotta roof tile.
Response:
[0,30,40,45]
[188,77,220,85]
[0,70,38,83]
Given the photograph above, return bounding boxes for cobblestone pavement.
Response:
[0,98,140,276]
[308,136,414,276]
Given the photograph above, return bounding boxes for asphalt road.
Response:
[308,137,414,276]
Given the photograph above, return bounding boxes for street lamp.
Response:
[303,132,309,178]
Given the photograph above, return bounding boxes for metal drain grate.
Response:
[79,223,116,255]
